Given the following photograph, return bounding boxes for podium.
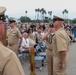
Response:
[30,46,36,75]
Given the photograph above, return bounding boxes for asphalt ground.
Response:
[19,42,76,75]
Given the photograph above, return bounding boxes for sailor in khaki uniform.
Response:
[52,16,70,75]
[42,23,55,75]
[7,18,22,55]
[0,6,6,45]
[0,6,25,75]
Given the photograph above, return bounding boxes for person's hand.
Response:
[48,28,52,33]
[17,47,20,52]
[59,62,64,70]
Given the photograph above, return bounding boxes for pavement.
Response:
[19,42,76,75]
[66,43,76,75]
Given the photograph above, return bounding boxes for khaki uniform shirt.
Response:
[7,27,22,45]
[0,42,25,75]
[46,33,54,50]
[52,28,70,57]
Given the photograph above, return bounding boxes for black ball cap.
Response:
[9,18,16,24]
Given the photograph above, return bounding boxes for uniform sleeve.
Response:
[56,33,67,52]
[3,52,25,75]
[17,28,22,38]
[6,29,10,37]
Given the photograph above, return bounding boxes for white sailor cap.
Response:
[0,6,6,22]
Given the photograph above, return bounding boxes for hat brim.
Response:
[53,18,64,22]
[53,15,64,22]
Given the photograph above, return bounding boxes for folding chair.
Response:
[18,49,30,62]
[34,45,44,71]
[35,56,44,71]
[35,43,46,66]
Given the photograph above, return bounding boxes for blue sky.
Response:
[0,0,76,20]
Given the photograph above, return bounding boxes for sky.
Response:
[0,0,76,20]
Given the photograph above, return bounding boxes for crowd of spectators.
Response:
[6,22,76,55]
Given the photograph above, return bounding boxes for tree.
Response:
[45,17,48,20]
[35,9,37,22]
[20,16,31,22]
[35,8,41,23]
[48,11,52,21]
[72,18,76,24]
[37,8,40,20]
[25,11,28,17]
[62,11,64,18]
[40,8,46,22]
[62,9,69,24]
[25,17,31,22]
[20,16,25,22]
[62,9,68,20]
[35,8,40,20]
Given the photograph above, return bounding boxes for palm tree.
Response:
[40,8,44,20]
[43,10,47,20]
[62,11,64,18]
[65,9,69,24]
[35,9,38,22]
[66,10,68,20]
[25,11,28,17]
[63,9,68,20]
[48,11,52,21]
[62,9,69,24]
[40,8,46,22]
[35,8,40,23]
[37,8,40,20]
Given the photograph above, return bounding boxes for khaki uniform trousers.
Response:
[53,55,68,75]
[7,43,18,55]
[46,49,53,75]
